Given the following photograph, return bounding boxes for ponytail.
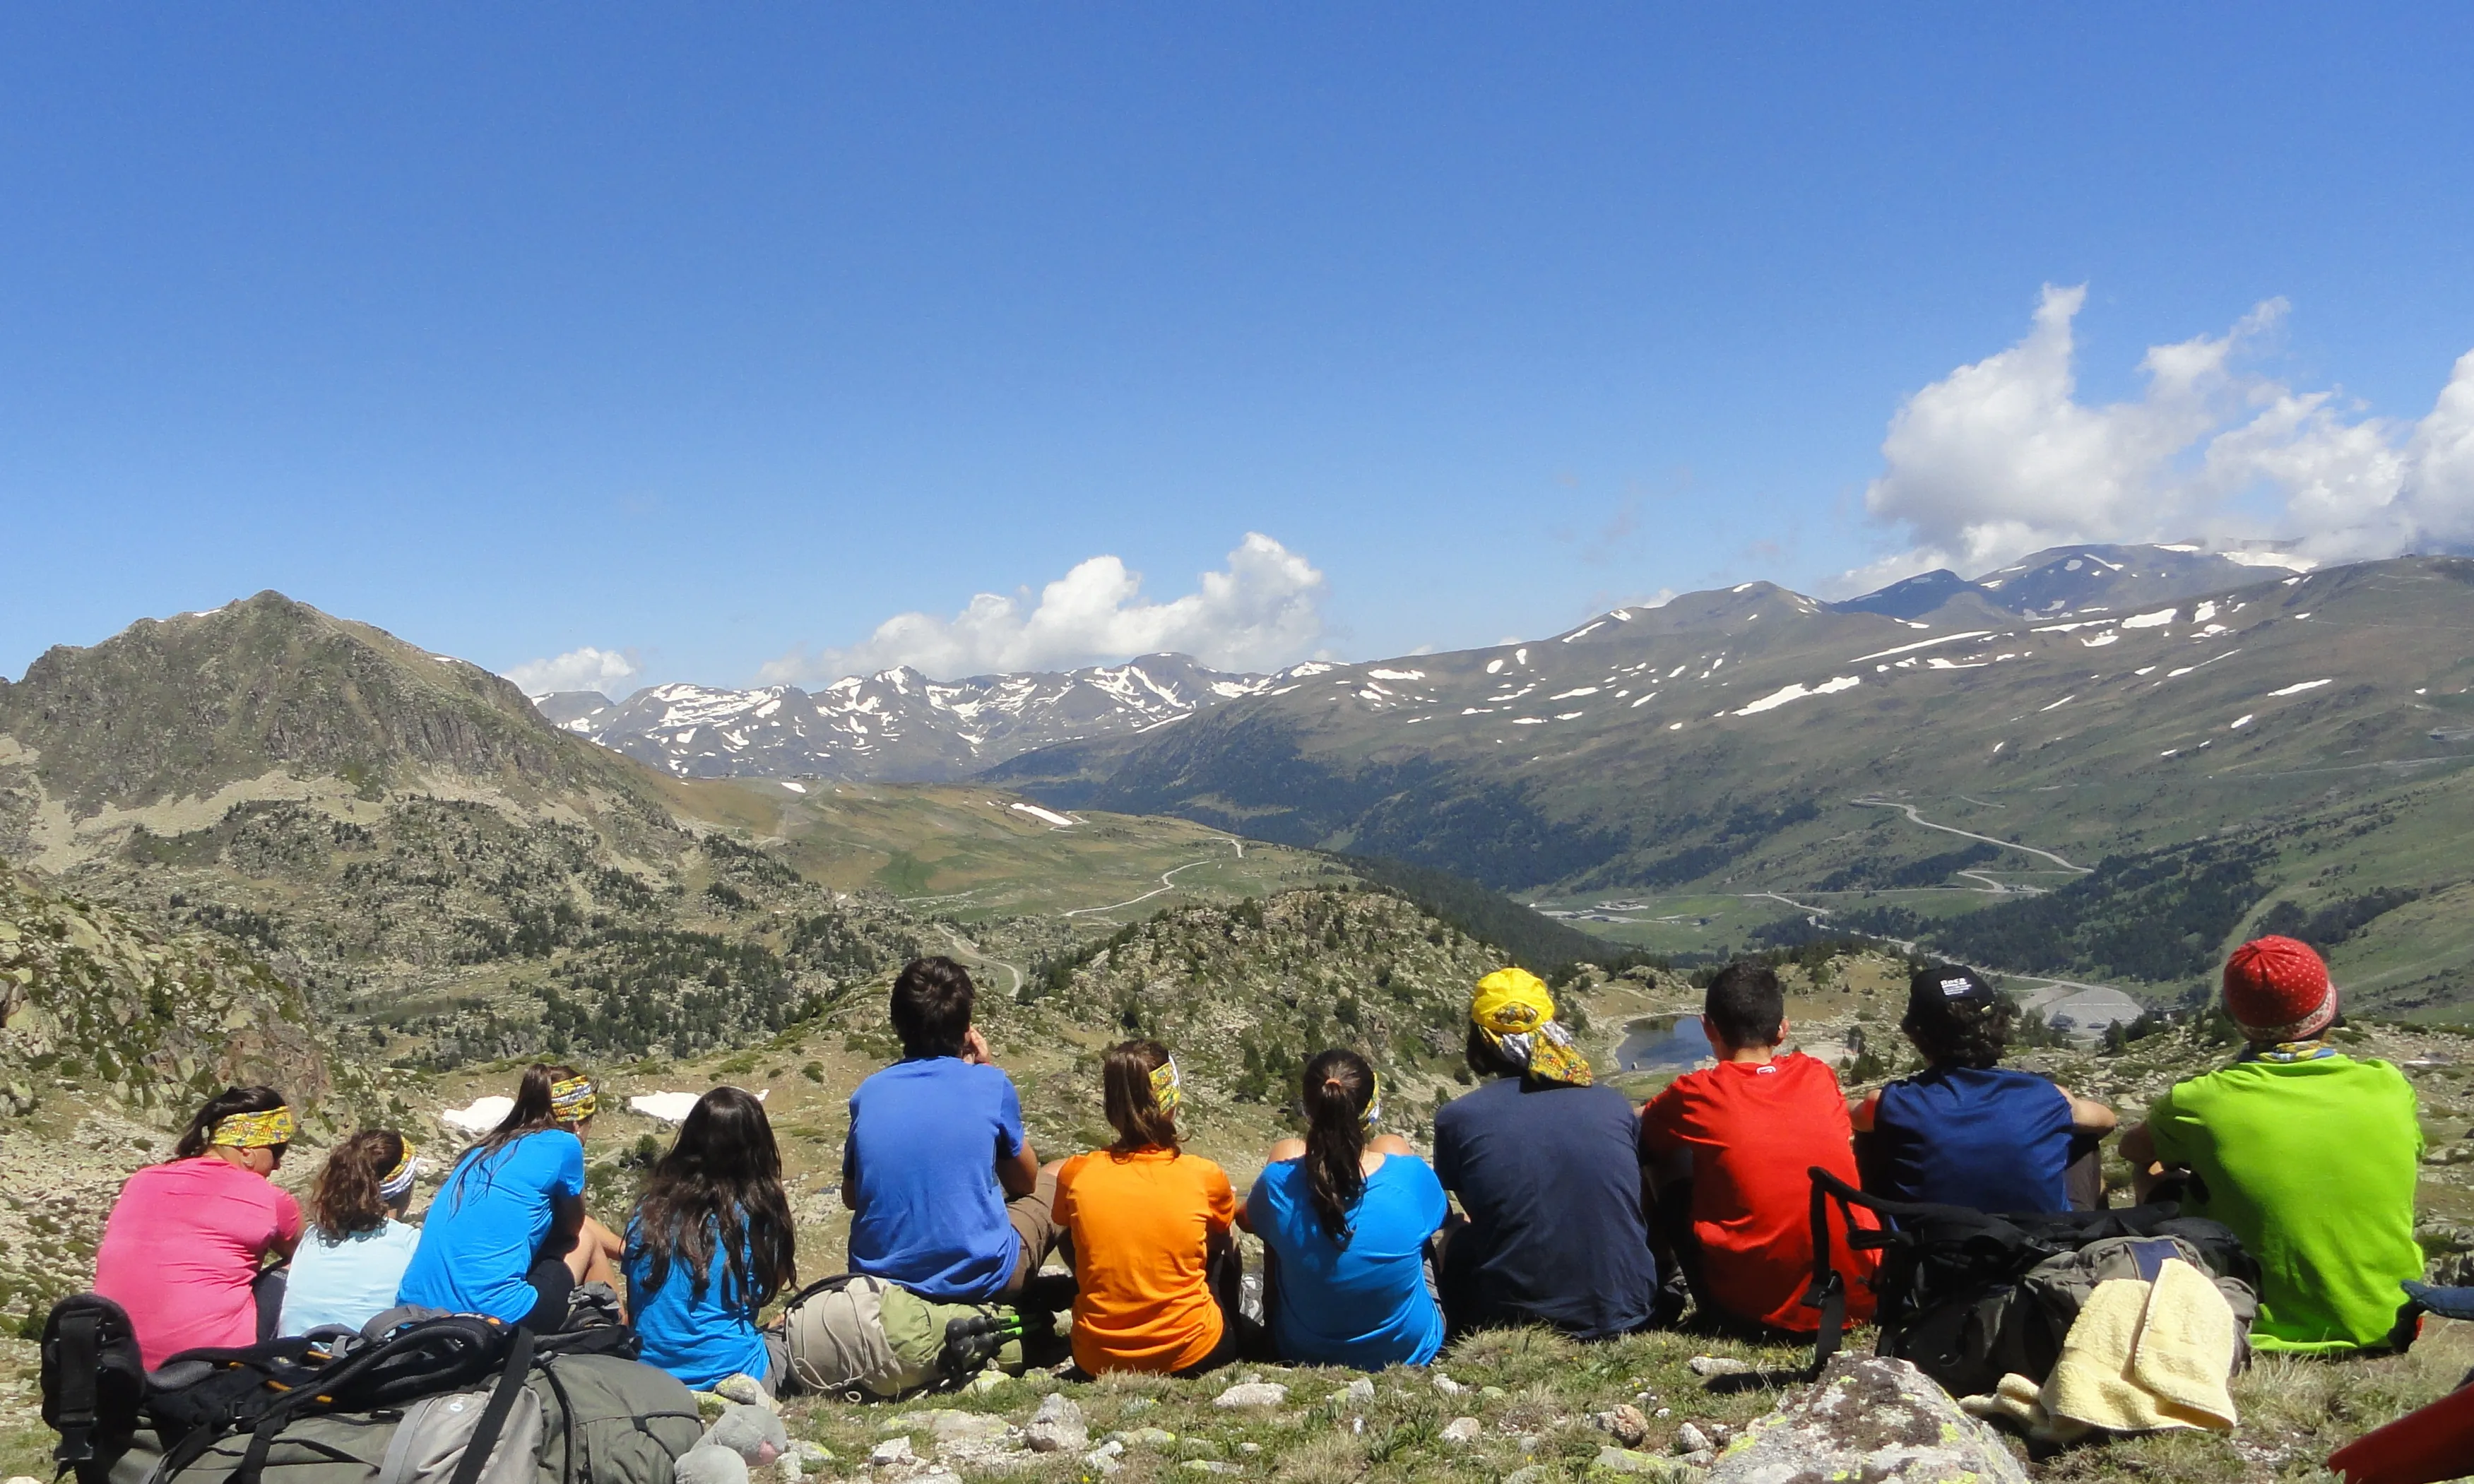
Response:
[1100,1040,1182,1156]
[451,1063,588,1206]
[1301,1049,1375,1246]
[309,1130,408,1237]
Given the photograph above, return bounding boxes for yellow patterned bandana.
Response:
[210,1105,296,1149]
[379,1141,422,1201]
[1149,1057,1184,1116]
[549,1076,598,1122]
[1361,1069,1384,1131]
[1470,968,1592,1087]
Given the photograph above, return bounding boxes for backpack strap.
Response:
[49,1310,102,1480]
[1801,1166,1912,1377]
[446,1326,536,1484]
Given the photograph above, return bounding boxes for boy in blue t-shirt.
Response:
[1849,965,2117,1213]
[842,957,1061,1302]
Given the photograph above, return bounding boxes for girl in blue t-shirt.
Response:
[624,1086,798,1393]
[1243,1050,1448,1370]
[397,1063,621,1329]
[280,1129,425,1335]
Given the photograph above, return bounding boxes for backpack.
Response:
[41,1296,691,1484]
[778,1275,1024,1399]
[42,1295,148,1484]
[1800,1167,2261,1397]
[523,1353,704,1484]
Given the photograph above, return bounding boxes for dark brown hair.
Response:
[628,1086,797,1310]
[1300,1049,1375,1246]
[891,957,975,1059]
[1464,1025,1527,1080]
[1705,962,1786,1048]
[1903,993,2016,1070]
[309,1130,410,1237]
[1101,1040,1181,1156]
[173,1085,288,1161]
[449,1062,587,1208]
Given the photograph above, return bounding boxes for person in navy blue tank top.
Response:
[1849,966,2117,1213]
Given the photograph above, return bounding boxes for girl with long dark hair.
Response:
[624,1087,798,1391]
[1243,1050,1448,1368]
[397,1063,622,1329]
[278,1130,424,1335]
[94,1086,304,1367]
[1051,1040,1239,1376]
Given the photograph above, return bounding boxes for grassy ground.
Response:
[766,1319,2474,1484]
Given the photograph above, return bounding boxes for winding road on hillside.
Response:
[1851,796,2094,873]
[1060,833,1250,920]
[935,925,1024,997]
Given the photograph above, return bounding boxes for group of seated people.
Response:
[90,932,2427,1393]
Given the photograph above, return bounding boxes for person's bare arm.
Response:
[997,1139,1039,1199]
[1265,1137,1306,1163]
[1847,1093,1878,1133]
[2057,1086,2118,1134]
[2119,1122,2157,1170]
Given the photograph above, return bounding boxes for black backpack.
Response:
[40,1298,538,1484]
[1799,1166,2260,1396]
[42,1295,148,1484]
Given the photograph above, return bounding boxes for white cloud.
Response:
[1840,285,2474,591]
[759,533,1328,684]
[503,646,641,699]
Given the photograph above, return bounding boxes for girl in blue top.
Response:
[398,1064,622,1329]
[1244,1050,1448,1370]
[623,1086,798,1393]
[280,1129,425,1335]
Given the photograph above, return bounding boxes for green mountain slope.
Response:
[991,557,2474,1004]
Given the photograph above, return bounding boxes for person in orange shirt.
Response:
[1051,1040,1240,1376]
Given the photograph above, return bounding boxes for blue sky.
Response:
[4,6,2472,692]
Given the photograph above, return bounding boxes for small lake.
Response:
[1616,1014,1712,1074]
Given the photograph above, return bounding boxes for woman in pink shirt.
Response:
[94,1086,304,1367]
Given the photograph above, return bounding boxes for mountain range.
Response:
[528,542,2319,783]
[8,538,2473,1016]
[533,655,1275,783]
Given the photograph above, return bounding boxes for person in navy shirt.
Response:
[1850,965,2117,1213]
[841,958,1062,1302]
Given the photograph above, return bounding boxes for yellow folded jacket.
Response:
[2041,1257,2239,1435]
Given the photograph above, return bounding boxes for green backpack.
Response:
[779,1275,1024,1399]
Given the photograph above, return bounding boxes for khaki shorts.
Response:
[1002,1165,1063,1295]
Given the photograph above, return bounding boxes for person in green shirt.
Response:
[2120,935,2422,1355]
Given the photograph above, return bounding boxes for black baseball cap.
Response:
[1907,964,1997,1020]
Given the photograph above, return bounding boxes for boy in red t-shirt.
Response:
[1638,962,1877,1334]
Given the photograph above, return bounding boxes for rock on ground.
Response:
[1212,1382,1289,1408]
[677,1444,752,1484]
[1707,1354,2030,1484]
[1023,1393,1089,1453]
[1593,1403,1650,1447]
[1440,1418,1483,1445]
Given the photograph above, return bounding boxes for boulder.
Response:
[1707,1355,2030,1484]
